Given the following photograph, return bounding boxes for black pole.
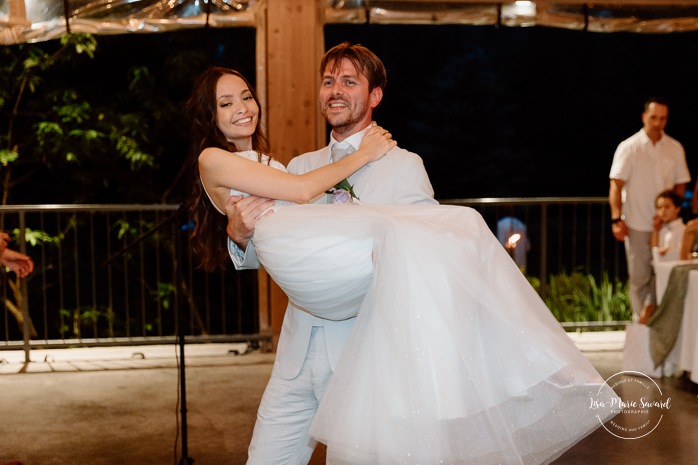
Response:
[175,205,194,465]
[178,328,193,464]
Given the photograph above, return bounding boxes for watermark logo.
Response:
[590,370,671,440]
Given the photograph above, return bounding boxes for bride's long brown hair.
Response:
[184,67,271,272]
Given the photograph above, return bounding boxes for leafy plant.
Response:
[530,270,630,326]
[0,33,180,205]
[59,306,115,339]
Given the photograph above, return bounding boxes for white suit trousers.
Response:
[247,327,331,465]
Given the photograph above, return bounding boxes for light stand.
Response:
[174,205,194,465]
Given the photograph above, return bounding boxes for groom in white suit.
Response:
[226,42,437,465]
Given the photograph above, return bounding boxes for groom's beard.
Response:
[321,99,370,137]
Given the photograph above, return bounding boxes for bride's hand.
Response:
[358,123,397,162]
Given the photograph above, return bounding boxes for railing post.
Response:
[540,204,548,287]
[19,211,31,363]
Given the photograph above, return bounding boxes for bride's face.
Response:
[215,74,259,151]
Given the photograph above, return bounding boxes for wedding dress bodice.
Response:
[203,150,293,216]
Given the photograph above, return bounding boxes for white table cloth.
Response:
[653,260,698,383]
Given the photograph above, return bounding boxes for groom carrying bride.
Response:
[224,42,437,464]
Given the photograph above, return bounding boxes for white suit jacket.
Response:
[229,144,436,379]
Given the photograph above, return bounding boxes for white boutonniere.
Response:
[327,179,360,204]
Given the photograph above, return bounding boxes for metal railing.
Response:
[441,197,630,330]
[0,199,629,355]
[441,197,627,284]
[0,204,266,358]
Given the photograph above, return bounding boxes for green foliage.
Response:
[1,27,257,206]
[61,34,97,59]
[59,306,115,339]
[154,283,176,311]
[0,33,175,204]
[13,227,62,246]
[0,149,19,165]
[530,270,631,324]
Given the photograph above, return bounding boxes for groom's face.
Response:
[319,58,382,138]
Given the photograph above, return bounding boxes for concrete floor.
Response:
[0,333,697,465]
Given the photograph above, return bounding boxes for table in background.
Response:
[654,260,698,383]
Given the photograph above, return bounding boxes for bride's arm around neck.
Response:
[198,129,396,210]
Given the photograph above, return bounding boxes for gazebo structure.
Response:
[3,0,698,347]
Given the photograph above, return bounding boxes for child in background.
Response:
[639,189,685,324]
[651,189,686,262]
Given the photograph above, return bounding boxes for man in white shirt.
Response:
[609,97,691,320]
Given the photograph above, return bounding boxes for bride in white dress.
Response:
[187,67,619,465]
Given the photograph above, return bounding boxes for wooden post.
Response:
[255,0,326,349]
[7,0,29,25]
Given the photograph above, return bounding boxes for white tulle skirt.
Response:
[253,204,619,465]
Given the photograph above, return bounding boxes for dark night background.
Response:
[12,23,698,204]
[326,24,698,201]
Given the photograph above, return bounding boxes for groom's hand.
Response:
[225,195,275,250]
